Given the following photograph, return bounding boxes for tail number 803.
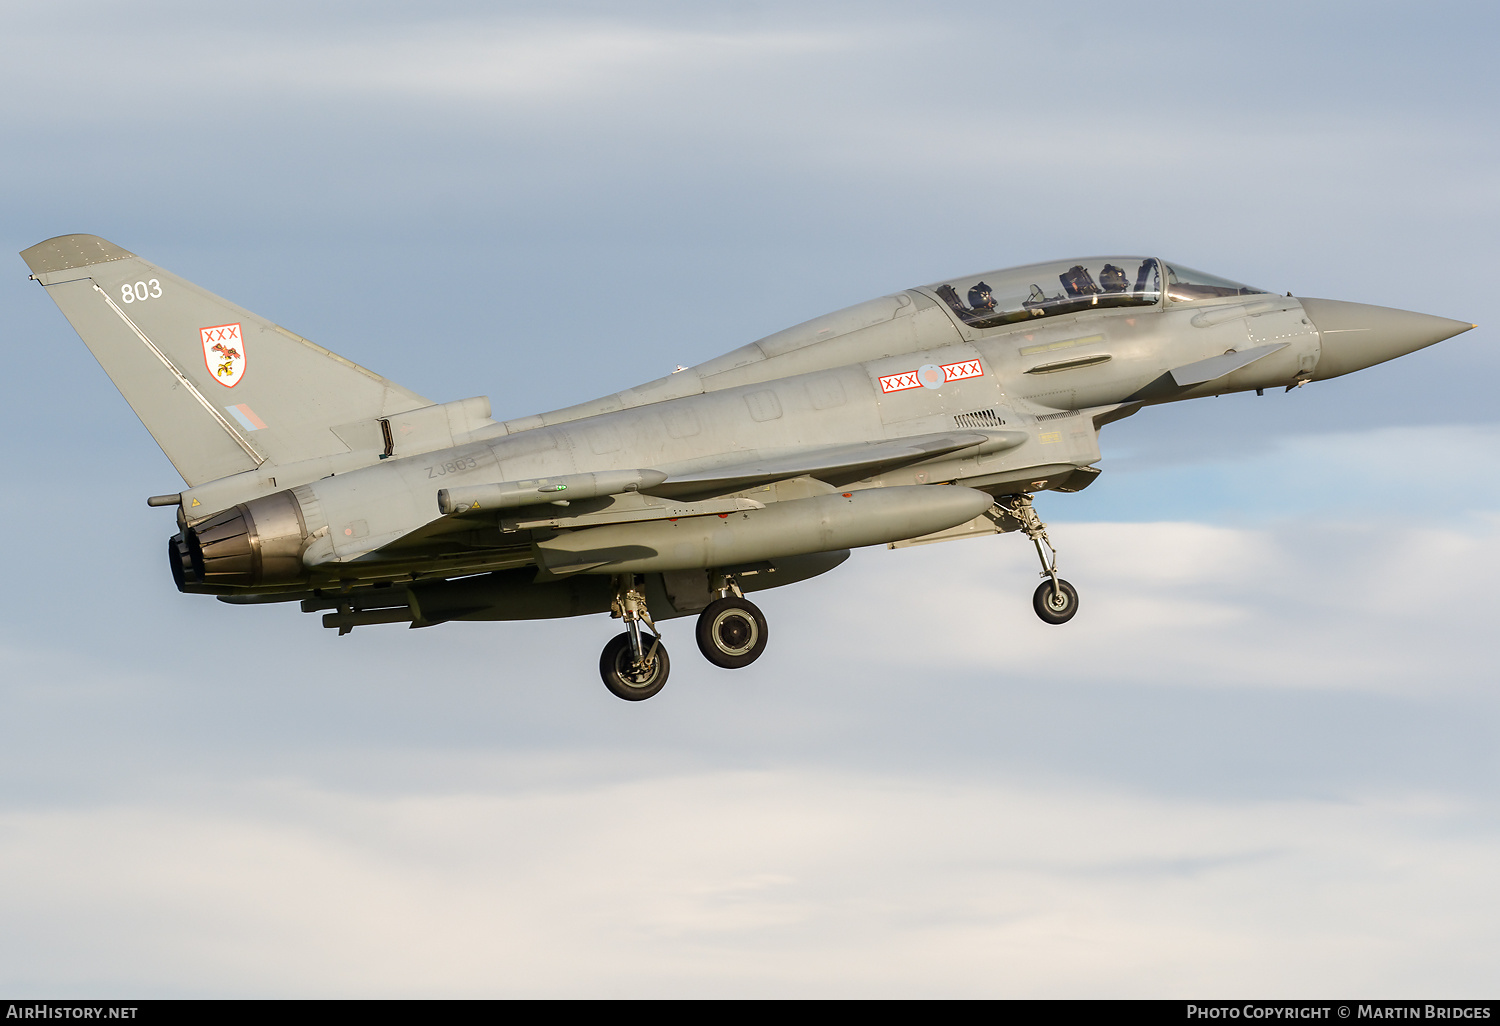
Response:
[427,456,480,478]
[120,280,162,304]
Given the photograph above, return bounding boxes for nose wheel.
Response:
[1032,578,1079,624]
[600,575,670,701]
[996,494,1080,625]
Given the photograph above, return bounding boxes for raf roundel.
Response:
[201,323,245,388]
[918,364,945,389]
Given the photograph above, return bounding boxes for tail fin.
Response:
[22,234,436,486]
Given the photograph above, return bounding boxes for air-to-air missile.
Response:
[22,236,1475,699]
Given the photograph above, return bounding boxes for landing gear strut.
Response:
[600,575,670,700]
[996,494,1079,625]
[695,573,769,669]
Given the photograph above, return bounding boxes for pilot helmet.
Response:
[968,282,996,311]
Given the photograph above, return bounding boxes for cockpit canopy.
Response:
[921,257,1267,328]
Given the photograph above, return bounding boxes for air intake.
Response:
[953,408,1005,429]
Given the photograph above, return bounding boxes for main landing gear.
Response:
[996,494,1080,625]
[598,572,770,701]
[600,575,670,701]
[695,574,768,669]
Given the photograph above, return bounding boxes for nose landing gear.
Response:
[1032,578,1079,624]
[600,575,670,701]
[996,494,1079,625]
[695,574,768,669]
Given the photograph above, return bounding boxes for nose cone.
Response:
[1301,298,1475,380]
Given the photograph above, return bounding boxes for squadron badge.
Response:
[201,323,245,388]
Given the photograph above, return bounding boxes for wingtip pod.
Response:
[20,234,136,275]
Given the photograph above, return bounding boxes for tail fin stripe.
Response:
[227,404,268,431]
[92,282,266,464]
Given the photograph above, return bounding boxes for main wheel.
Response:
[599,631,670,701]
[1032,579,1079,625]
[695,597,769,669]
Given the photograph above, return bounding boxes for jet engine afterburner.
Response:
[170,490,309,591]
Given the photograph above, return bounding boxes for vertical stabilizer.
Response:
[22,234,435,486]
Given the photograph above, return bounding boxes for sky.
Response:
[1,0,1497,997]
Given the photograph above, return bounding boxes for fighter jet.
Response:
[21,236,1475,700]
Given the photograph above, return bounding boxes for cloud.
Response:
[3,477,1498,994]
[268,25,856,102]
[1,769,1495,996]
[807,511,1500,699]
[0,13,871,113]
